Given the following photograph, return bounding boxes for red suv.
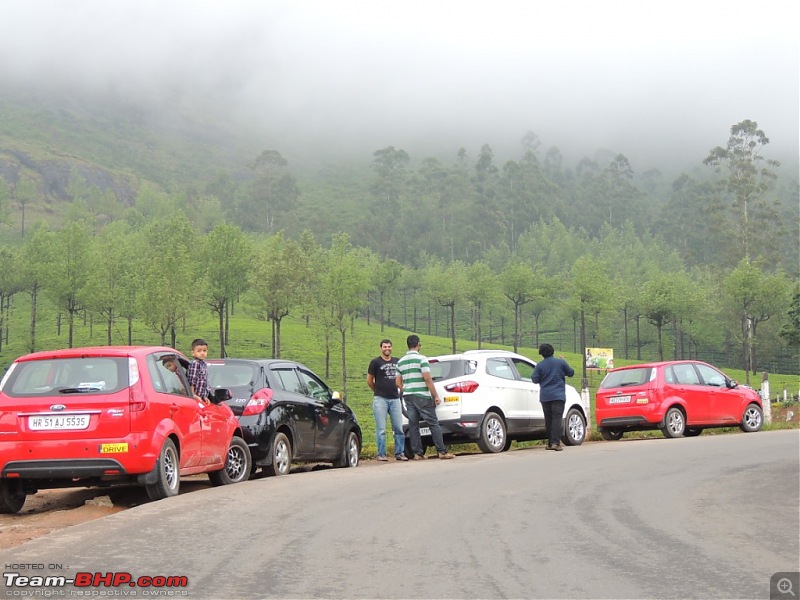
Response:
[0,346,251,513]
[595,360,763,440]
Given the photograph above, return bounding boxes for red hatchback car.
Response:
[595,360,764,440]
[0,346,251,513]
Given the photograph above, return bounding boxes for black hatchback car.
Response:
[206,359,361,476]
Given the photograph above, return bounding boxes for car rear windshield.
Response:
[208,362,259,389]
[600,367,653,389]
[429,359,477,382]
[1,357,129,397]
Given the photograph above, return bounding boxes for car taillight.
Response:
[445,381,479,393]
[129,382,146,412]
[243,388,273,416]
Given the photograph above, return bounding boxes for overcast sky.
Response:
[0,0,797,171]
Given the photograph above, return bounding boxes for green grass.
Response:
[0,298,797,457]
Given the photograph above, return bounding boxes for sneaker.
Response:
[438,452,456,460]
[412,454,426,460]
[376,455,389,462]
[395,455,409,461]
[551,445,563,452]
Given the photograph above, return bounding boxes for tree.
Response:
[465,261,498,348]
[19,226,54,352]
[779,284,800,354]
[139,215,196,346]
[13,176,37,237]
[640,273,679,361]
[570,256,612,376]
[723,258,792,383]
[49,221,93,348]
[0,176,11,226]
[425,260,468,354]
[704,120,782,265]
[241,150,299,233]
[500,261,537,353]
[202,224,253,357]
[249,232,310,358]
[372,258,402,332]
[317,234,372,396]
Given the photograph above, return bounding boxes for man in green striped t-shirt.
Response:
[395,334,455,460]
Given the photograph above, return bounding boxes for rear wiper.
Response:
[617,382,641,387]
[58,387,101,393]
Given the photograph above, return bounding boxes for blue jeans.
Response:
[405,394,447,455]
[372,396,405,457]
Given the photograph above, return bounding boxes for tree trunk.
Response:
[340,328,348,398]
[107,310,113,345]
[580,305,587,380]
[450,304,456,354]
[218,302,226,358]
[29,286,38,353]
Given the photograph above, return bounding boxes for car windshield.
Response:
[430,359,477,382]
[1,357,128,397]
[600,367,653,389]
[208,363,259,389]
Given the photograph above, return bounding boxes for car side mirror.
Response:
[211,388,232,404]
[727,379,738,389]
[331,390,343,403]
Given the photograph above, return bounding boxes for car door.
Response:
[270,365,316,457]
[695,363,738,424]
[149,354,204,468]
[668,362,710,423]
[484,357,531,433]
[509,357,541,431]
[296,367,344,458]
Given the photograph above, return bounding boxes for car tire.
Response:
[599,427,624,441]
[739,403,763,432]
[0,480,26,514]
[145,438,180,501]
[209,436,252,486]
[660,407,686,438]
[265,432,292,476]
[477,411,506,453]
[502,436,513,452]
[562,408,586,446]
[684,427,704,437]
[333,430,360,468]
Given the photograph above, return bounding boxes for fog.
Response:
[0,0,797,171]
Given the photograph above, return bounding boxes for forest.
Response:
[0,92,798,384]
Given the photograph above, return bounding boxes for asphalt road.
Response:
[1,430,798,599]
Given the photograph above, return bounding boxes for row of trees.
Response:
[0,215,797,395]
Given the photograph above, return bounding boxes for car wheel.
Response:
[209,436,252,486]
[684,427,704,437]
[562,408,586,446]
[265,432,291,476]
[502,436,513,452]
[477,411,506,453]
[0,480,26,514]
[660,407,686,438]
[599,427,624,441]
[334,430,360,468]
[740,403,763,432]
[145,438,180,501]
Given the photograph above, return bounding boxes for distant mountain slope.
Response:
[0,85,260,204]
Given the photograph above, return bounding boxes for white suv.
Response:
[402,350,588,454]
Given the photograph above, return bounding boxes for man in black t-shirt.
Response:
[367,339,407,461]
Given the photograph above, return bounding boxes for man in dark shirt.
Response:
[367,339,407,461]
[532,343,575,451]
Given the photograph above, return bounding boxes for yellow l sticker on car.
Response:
[444,396,459,403]
[100,443,128,454]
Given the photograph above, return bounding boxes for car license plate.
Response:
[608,395,632,404]
[28,414,90,430]
[100,443,128,453]
[419,427,431,436]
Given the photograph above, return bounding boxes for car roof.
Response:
[206,357,312,371]
[432,350,534,362]
[609,360,713,371]
[14,346,180,362]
